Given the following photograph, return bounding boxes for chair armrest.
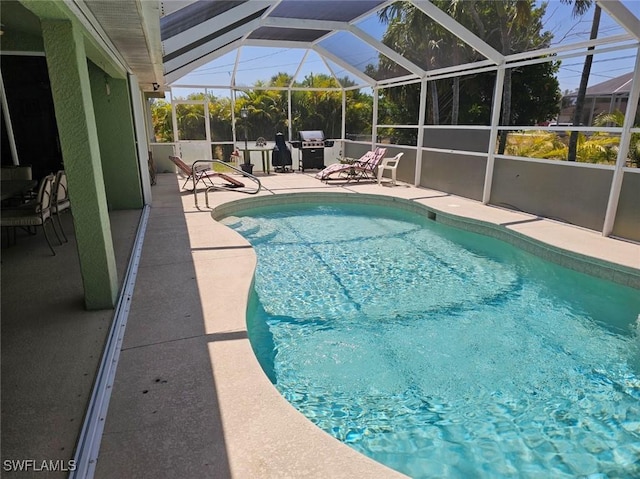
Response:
[380,157,398,168]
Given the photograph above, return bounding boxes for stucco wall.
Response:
[89,61,143,210]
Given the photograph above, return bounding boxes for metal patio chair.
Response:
[168,155,244,190]
[51,170,71,243]
[1,173,57,255]
[316,147,387,183]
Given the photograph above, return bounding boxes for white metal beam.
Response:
[348,25,426,77]
[0,70,19,165]
[341,89,346,145]
[313,45,376,86]
[482,67,506,204]
[319,53,342,85]
[162,2,272,55]
[291,49,311,85]
[231,46,241,87]
[602,47,640,236]
[243,39,314,49]
[415,79,428,186]
[260,17,348,32]
[163,16,261,74]
[164,37,243,84]
[598,0,640,42]
[288,89,293,140]
[372,87,379,148]
[507,33,633,63]
[409,0,504,65]
[128,74,152,205]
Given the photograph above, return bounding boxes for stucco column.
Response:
[41,19,118,309]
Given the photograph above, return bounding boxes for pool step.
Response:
[226,217,278,243]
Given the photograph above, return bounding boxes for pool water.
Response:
[222,203,640,478]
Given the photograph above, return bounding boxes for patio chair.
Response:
[377,152,404,186]
[168,155,244,190]
[1,173,57,255]
[315,147,387,183]
[51,170,71,243]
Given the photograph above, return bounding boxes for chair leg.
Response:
[50,212,64,245]
[41,220,56,256]
[391,169,397,186]
[181,175,195,191]
[56,211,68,242]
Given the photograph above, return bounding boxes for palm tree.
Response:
[561,0,599,161]
[594,110,640,167]
[150,99,173,142]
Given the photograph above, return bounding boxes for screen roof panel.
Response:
[159,0,640,86]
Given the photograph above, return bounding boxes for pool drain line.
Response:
[70,205,150,479]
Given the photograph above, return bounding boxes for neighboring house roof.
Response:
[567,71,634,97]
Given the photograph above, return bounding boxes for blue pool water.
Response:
[222,203,640,478]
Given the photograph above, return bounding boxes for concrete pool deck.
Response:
[94,170,639,478]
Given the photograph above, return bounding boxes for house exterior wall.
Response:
[41,18,119,309]
[88,61,144,210]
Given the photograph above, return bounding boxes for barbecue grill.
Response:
[291,130,334,171]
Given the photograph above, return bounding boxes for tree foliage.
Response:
[376,0,560,134]
[505,108,639,167]
[151,73,373,143]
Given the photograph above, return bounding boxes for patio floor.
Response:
[2,170,638,478]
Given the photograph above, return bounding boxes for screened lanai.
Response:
[152,0,640,242]
[2,2,640,478]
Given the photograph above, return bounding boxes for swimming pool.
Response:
[222,202,640,478]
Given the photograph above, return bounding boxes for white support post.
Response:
[128,74,152,205]
[482,67,506,204]
[415,79,428,186]
[372,87,379,149]
[231,88,237,148]
[204,98,211,145]
[342,89,346,154]
[0,70,20,165]
[288,89,293,141]
[170,88,179,155]
[602,47,640,236]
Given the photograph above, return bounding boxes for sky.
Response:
[171,1,640,96]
